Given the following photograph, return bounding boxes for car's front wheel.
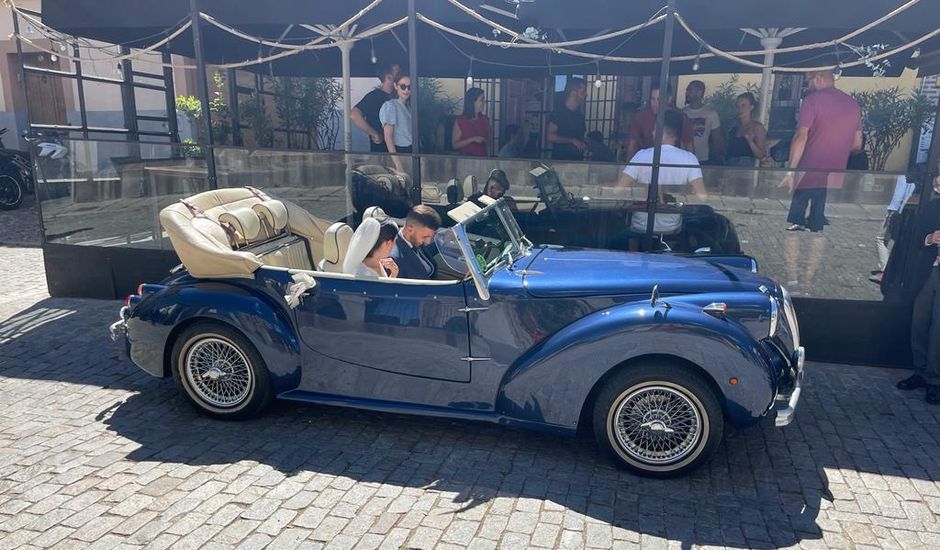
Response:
[593,361,723,477]
[171,322,273,420]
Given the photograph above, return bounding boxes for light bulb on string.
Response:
[834,65,843,79]
[50,54,57,62]
[466,57,474,87]
[594,62,602,88]
[692,42,703,72]
[370,39,377,64]
[58,42,66,52]
[692,57,700,72]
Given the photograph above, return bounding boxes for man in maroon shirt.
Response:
[626,84,694,161]
[781,70,863,232]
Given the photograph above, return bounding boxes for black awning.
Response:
[37,0,935,78]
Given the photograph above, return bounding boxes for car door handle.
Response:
[461,357,492,362]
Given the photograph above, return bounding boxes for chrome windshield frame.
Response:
[450,199,531,301]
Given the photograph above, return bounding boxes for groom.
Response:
[391,205,442,280]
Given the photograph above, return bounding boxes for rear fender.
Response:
[496,299,775,429]
[127,279,301,392]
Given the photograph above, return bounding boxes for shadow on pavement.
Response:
[3,297,940,548]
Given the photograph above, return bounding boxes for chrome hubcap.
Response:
[184,336,253,408]
[614,385,702,465]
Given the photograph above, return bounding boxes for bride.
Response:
[343,217,400,278]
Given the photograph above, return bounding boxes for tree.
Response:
[852,87,936,171]
[272,77,343,150]
[239,92,274,148]
[175,71,232,147]
[416,78,460,153]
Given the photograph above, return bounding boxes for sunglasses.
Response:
[397,83,411,91]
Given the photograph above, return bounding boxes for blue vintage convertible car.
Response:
[111,187,803,476]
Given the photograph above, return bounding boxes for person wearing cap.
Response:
[898,173,940,404]
[468,169,516,210]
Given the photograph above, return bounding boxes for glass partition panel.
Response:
[35,138,209,249]
[213,148,416,223]
[418,153,913,302]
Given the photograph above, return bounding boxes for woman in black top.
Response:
[726,92,768,167]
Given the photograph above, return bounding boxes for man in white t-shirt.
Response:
[683,80,723,163]
[618,110,707,201]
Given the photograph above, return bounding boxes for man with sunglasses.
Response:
[351,62,400,153]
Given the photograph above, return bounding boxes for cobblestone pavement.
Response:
[0,196,41,247]
[2,246,940,549]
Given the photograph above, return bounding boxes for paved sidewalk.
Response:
[1,246,940,549]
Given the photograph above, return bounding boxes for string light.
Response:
[370,38,377,64]
[466,57,474,86]
[692,42,703,71]
[594,62,602,88]
[49,54,57,62]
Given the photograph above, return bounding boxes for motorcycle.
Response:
[0,128,33,211]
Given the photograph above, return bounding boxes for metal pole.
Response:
[12,11,34,141]
[226,68,241,146]
[120,47,139,142]
[339,41,355,224]
[407,0,421,202]
[189,0,217,189]
[758,36,782,126]
[163,49,180,143]
[644,0,676,246]
[72,43,89,138]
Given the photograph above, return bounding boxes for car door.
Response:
[294,275,472,382]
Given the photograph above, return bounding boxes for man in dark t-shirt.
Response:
[547,78,587,161]
[350,63,400,153]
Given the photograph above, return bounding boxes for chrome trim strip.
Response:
[775,346,805,427]
[460,357,492,362]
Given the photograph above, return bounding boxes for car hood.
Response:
[518,246,773,298]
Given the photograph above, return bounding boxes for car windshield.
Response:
[433,200,529,279]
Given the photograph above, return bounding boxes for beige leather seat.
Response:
[319,222,354,273]
[218,207,263,248]
[159,187,332,279]
[252,199,290,238]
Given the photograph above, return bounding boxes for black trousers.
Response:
[911,266,940,381]
[787,187,828,231]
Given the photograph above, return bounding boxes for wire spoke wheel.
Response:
[184,336,254,408]
[612,384,703,466]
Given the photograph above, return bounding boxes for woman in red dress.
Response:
[452,87,490,157]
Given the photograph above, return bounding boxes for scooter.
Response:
[0,128,33,211]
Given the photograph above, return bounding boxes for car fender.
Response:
[496,299,776,429]
[126,280,301,392]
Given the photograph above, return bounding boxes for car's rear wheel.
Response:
[593,361,723,477]
[171,322,272,420]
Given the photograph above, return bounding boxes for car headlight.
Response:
[768,295,779,339]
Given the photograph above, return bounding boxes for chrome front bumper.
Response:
[775,346,804,427]
[109,306,129,342]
